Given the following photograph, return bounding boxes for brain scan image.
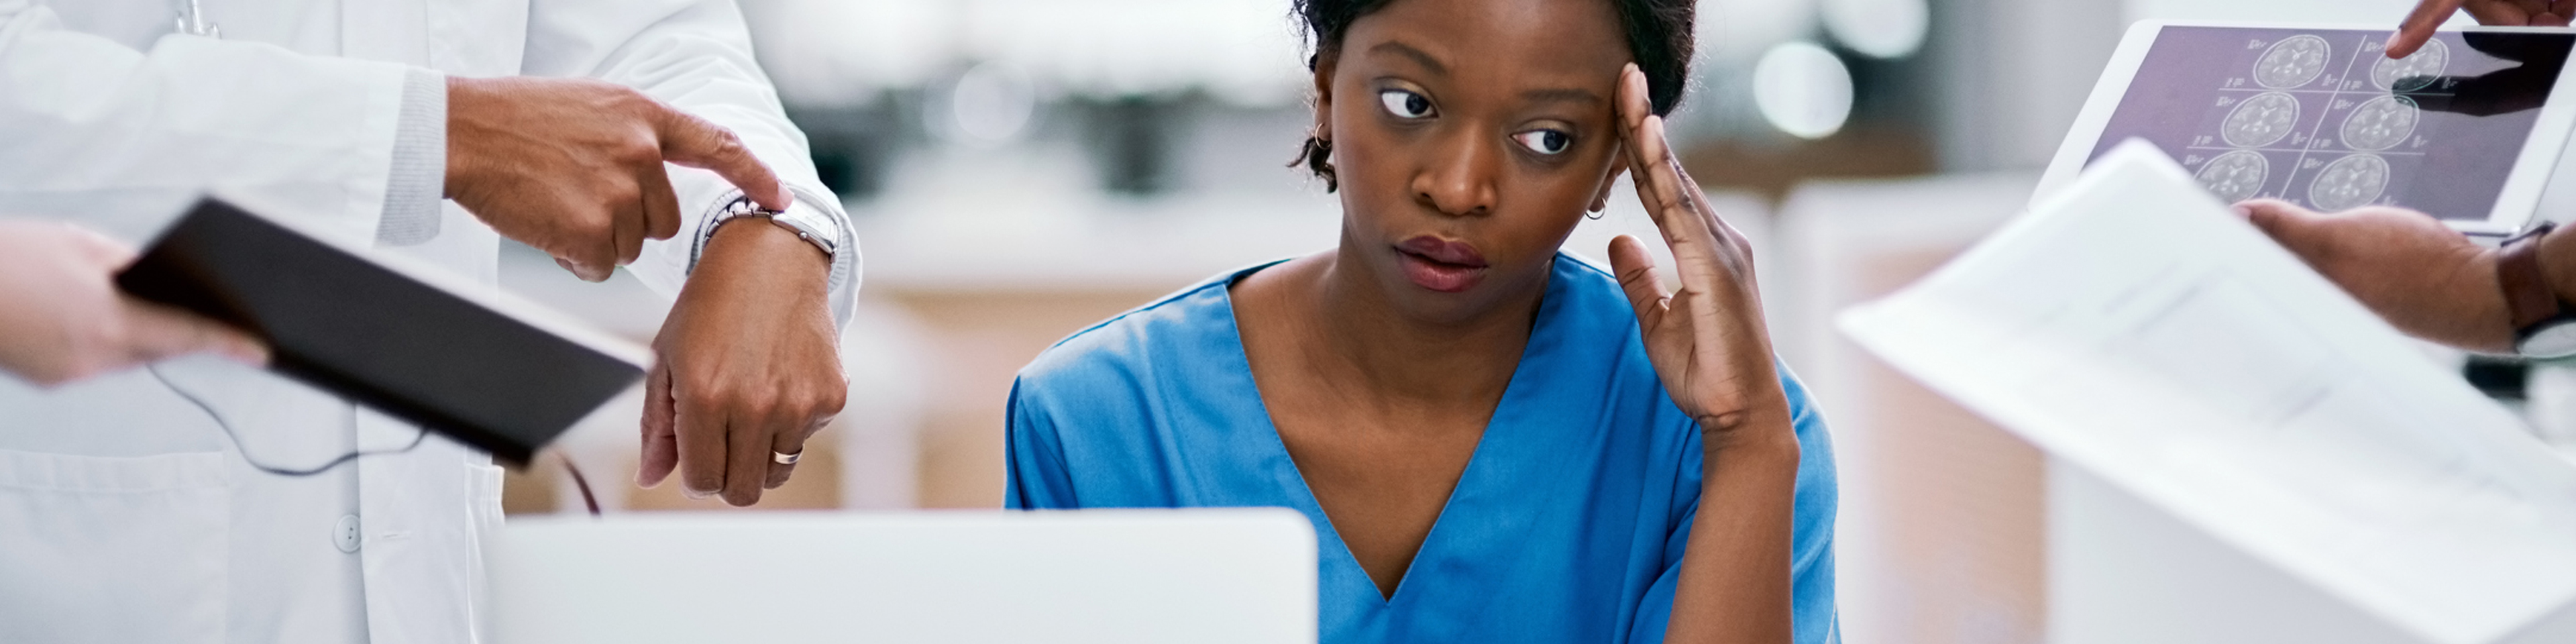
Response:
[2371,38,2449,91]
[2255,35,2332,89]
[2340,95,2420,150]
[2223,92,2302,148]
[2308,154,2391,211]
[2195,150,2270,203]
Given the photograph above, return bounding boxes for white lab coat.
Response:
[0,1,858,642]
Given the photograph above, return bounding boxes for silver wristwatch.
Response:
[696,194,842,266]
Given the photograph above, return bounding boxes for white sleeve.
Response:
[0,1,423,246]
[522,0,861,331]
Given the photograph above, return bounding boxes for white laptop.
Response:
[487,509,1317,644]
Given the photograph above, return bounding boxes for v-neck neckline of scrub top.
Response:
[1210,260,1562,607]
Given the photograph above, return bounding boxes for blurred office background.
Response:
[494,1,2548,643]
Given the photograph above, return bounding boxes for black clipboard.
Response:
[115,198,649,466]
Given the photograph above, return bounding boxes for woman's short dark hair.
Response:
[1289,0,1696,190]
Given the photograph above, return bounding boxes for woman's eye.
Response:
[1511,129,1572,155]
[1377,89,1434,119]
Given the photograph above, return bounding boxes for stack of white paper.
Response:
[1839,140,2576,644]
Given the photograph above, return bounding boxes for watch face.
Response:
[2520,321,2576,359]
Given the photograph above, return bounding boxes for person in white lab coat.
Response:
[0,1,860,642]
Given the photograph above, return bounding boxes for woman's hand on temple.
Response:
[1609,64,1802,644]
[1605,64,1794,448]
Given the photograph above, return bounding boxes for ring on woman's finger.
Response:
[771,450,801,466]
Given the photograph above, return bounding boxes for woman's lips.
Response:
[1395,235,1488,293]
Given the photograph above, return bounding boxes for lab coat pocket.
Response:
[0,449,231,644]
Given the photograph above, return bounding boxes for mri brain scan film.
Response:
[2087,28,2572,220]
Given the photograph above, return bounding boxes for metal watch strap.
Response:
[706,195,835,260]
[2500,222,2565,334]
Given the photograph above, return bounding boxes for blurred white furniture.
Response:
[488,509,1318,643]
[2053,469,2576,644]
[1780,172,2044,644]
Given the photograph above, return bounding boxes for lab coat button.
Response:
[334,515,362,553]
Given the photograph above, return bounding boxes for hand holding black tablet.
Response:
[116,198,649,466]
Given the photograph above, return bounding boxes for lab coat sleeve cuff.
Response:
[377,68,446,247]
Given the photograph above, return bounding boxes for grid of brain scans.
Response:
[2087,27,2573,221]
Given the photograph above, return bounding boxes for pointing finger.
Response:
[654,108,789,211]
[2388,0,2468,58]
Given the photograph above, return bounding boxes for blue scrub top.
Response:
[1007,254,1839,644]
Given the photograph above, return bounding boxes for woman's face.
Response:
[1319,0,1633,324]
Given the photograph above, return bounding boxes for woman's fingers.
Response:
[1615,64,1649,134]
[1609,234,1670,319]
[1631,117,1736,280]
[1611,62,1759,307]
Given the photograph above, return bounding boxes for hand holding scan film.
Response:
[1605,62,1803,642]
[2237,199,2516,352]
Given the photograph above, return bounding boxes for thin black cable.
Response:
[557,451,604,517]
[148,363,427,476]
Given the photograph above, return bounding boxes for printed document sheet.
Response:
[1841,140,2576,644]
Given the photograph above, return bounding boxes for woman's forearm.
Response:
[1662,399,1803,644]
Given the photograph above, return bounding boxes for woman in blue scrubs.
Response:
[1007,0,1837,641]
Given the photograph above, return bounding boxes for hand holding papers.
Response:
[1840,140,2576,644]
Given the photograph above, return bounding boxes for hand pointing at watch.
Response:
[439,76,846,506]
[444,76,790,283]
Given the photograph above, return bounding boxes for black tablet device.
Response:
[117,198,650,466]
